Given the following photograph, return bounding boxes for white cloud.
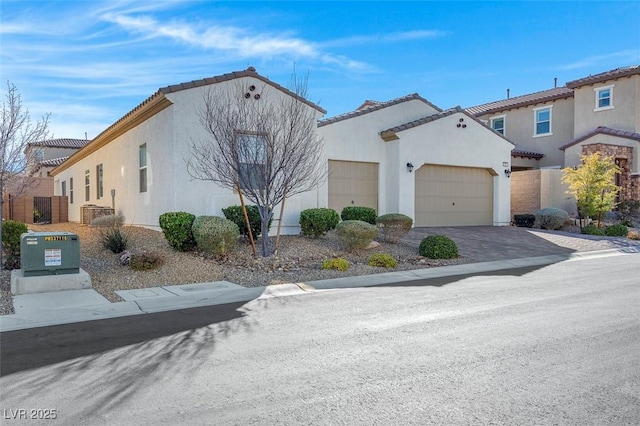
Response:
[556,50,640,70]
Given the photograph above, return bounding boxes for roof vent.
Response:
[247,66,256,72]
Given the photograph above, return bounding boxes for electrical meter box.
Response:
[20,232,80,277]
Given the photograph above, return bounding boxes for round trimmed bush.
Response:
[222,205,271,239]
[376,213,413,243]
[581,224,605,236]
[192,216,239,256]
[367,253,398,268]
[2,220,28,257]
[341,206,377,225]
[335,220,378,252]
[419,235,458,259]
[534,207,569,230]
[299,208,340,237]
[159,212,196,251]
[321,258,350,271]
[604,223,628,237]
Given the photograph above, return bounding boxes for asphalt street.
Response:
[0,253,638,425]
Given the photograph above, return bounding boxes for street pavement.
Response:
[1,226,639,332]
[0,253,638,425]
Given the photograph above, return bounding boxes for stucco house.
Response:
[467,65,640,215]
[51,68,513,232]
[25,138,89,177]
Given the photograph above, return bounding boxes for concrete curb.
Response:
[0,248,634,332]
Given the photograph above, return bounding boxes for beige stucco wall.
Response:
[54,77,325,234]
[511,169,576,218]
[572,76,639,138]
[478,97,574,168]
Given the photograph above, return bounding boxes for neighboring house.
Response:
[51,68,513,232]
[25,138,89,177]
[318,94,513,226]
[467,65,640,202]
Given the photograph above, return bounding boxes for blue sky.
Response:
[2,1,639,139]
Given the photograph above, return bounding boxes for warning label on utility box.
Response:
[44,249,62,266]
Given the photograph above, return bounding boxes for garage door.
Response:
[415,164,493,226]
[328,160,378,213]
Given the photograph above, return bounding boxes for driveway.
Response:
[403,226,640,262]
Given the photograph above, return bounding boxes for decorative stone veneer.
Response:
[582,144,640,201]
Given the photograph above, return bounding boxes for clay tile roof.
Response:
[559,126,640,150]
[566,65,640,89]
[466,87,574,116]
[379,106,514,145]
[28,138,89,149]
[511,149,544,159]
[40,156,70,167]
[317,93,441,127]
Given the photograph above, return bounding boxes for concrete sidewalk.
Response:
[1,246,637,332]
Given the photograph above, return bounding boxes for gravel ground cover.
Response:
[0,223,471,314]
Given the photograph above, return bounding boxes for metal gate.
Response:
[33,197,52,224]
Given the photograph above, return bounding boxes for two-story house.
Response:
[25,138,89,177]
[468,65,640,215]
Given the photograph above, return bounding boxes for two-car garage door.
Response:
[415,164,493,227]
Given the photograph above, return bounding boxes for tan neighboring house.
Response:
[467,65,640,216]
[25,138,89,177]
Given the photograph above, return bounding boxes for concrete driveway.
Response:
[403,226,640,262]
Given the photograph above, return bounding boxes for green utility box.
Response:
[20,232,80,277]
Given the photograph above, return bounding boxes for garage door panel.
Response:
[415,164,493,226]
[328,160,378,213]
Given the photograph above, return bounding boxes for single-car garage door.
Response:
[415,164,493,226]
[328,160,378,213]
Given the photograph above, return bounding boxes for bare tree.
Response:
[1,82,50,266]
[187,74,325,256]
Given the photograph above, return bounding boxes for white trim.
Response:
[489,114,506,136]
[594,84,614,112]
[533,105,553,137]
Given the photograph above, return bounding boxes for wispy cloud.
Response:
[555,50,640,70]
[321,30,446,48]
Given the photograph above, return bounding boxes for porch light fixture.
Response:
[406,162,414,172]
[504,169,512,178]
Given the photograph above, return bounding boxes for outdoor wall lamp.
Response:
[406,162,414,172]
[504,169,512,178]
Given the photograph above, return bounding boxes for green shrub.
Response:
[222,205,271,239]
[321,257,350,271]
[2,220,28,257]
[604,223,628,237]
[534,207,569,230]
[376,213,413,243]
[159,212,196,251]
[581,224,605,236]
[299,208,340,237]
[419,235,458,259]
[341,206,377,225]
[513,214,535,228]
[367,253,398,268]
[130,251,164,271]
[192,216,239,256]
[335,220,378,252]
[100,226,129,254]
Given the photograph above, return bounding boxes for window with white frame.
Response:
[139,144,147,193]
[594,85,614,111]
[85,169,90,201]
[236,132,267,190]
[534,106,552,136]
[96,164,103,199]
[490,115,506,135]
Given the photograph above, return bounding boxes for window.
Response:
[534,106,552,136]
[236,132,267,190]
[139,144,147,193]
[85,169,90,202]
[594,85,614,111]
[96,164,103,199]
[34,149,44,161]
[490,115,505,135]
[61,181,67,197]
[69,178,74,204]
